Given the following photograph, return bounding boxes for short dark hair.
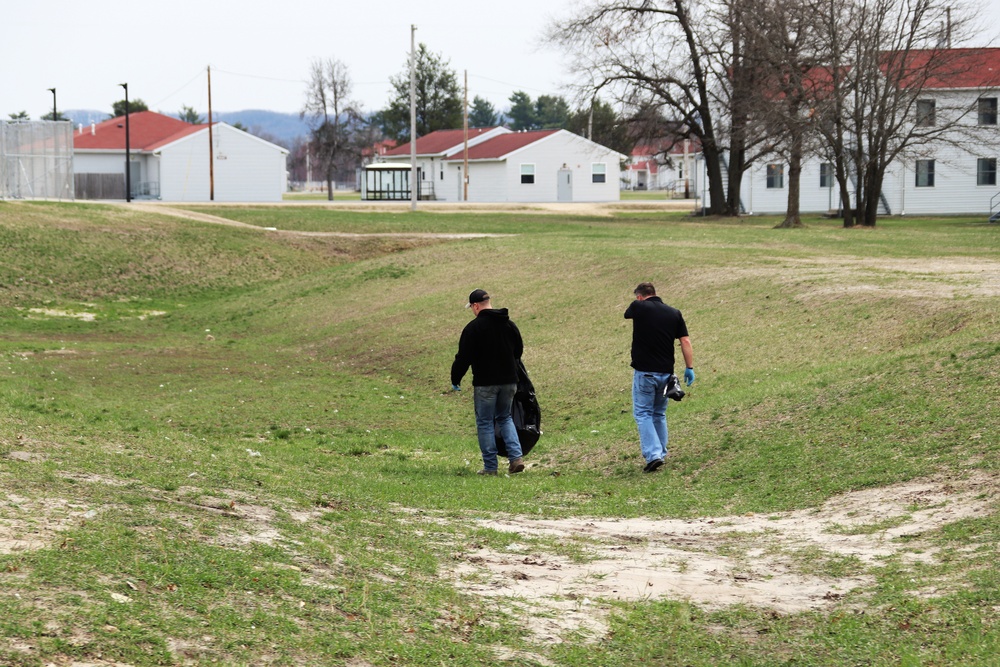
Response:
[634,282,656,297]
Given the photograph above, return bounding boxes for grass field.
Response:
[0,200,997,666]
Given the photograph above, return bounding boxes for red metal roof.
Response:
[632,136,702,158]
[73,111,206,151]
[443,130,560,161]
[383,127,501,157]
[628,160,657,173]
[897,48,1000,89]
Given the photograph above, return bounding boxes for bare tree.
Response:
[709,0,779,215]
[550,0,784,216]
[548,0,736,215]
[814,0,979,227]
[301,58,365,200]
[740,0,828,228]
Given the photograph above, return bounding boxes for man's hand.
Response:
[451,384,462,391]
[684,368,695,386]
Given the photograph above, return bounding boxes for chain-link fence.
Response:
[0,121,74,200]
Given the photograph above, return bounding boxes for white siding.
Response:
[738,87,1000,216]
[505,132,621,202]
[74,153,122,174]
[158,124,287,202]
[466,161,509,202]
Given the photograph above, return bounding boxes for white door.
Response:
[557,168,573,202]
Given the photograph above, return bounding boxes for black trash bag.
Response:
[496,359,542,457]
[664,373,685,401]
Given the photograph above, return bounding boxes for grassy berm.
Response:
[0,200,997,666]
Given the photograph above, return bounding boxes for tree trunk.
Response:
[776,130,804,228]
[836,173,855,228]
[702,143,731,216]
[726,147,745,216]
[859,164,880,226]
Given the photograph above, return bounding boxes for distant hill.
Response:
[64,109,310,149]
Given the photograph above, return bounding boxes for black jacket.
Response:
[624,296,689,373]
[451,308,523,387]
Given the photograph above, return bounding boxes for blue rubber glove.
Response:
[451,384,461,391]
[684,368,695,386]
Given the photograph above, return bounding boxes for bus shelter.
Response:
[361,163,416,200]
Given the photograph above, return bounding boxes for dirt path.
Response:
[114,200,694,239]
[445,472,998,643]
[121,202,512,239]
[2,467,995,648]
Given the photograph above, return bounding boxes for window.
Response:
[592,163,607,183]
[520,163,535,184]
[978,158,997,186]
[915,159,935,187]
[978,97,998,126]
[820,162,834,188]
[766,164,784,189]
[915,99,936,127]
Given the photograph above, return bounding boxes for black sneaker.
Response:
[643,458,664,473]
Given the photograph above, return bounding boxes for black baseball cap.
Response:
[465,289,490,307]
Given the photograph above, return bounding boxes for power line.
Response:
[211,67,308,85]
[151,69,206,109]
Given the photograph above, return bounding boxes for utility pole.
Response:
[48,88,57,121]
[119,83,131,203]
[409,25,418,211]
[208,65,215,201]
[463,70,469,201]
[588,97,593,141]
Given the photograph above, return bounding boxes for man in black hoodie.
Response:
[451,289,526,475]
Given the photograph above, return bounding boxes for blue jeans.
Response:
[632,370,670,463]
[474,383,523,470]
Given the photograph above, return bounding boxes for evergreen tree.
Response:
[567,99,633,156]
[378,43,462,142]
[534,95,570,129]
[507,91,536,130]
[111,98,149,118]
[468,95,499,127]
[178,105,204,124]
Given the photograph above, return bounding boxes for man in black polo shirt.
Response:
[624,282,695,472]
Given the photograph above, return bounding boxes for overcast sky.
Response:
[3,0,999,122]
[2,0,577,122]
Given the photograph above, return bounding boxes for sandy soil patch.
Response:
[27,307,97,321]
[691,255,1000,300]
[0,495,98,555]
[447,473,997,643]
[786,256,1000,299]
[4,470,994,648]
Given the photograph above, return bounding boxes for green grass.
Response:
[0,199,997,665]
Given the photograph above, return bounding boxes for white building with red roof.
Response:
[731,47,1000,217]
[625,137,702,195]
[370,127,624,202]
[73,111,288,202]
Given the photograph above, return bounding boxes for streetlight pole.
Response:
[119,83,131,203]
[47,88,56,121]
